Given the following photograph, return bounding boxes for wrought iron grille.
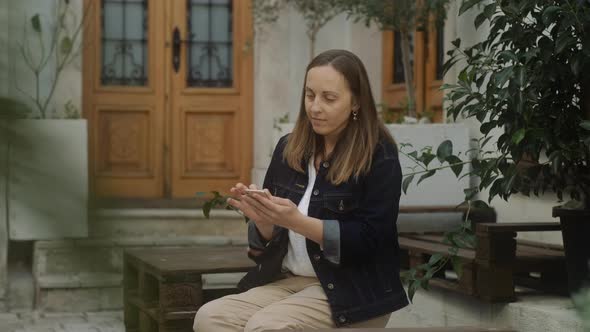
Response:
[186,0,233,88]
[101,0,148,86]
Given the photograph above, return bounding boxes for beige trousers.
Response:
[193,274,390,332]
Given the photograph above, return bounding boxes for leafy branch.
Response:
[252,0,344,58]
[15,0,92,119]
[399,138,500,301]
[198,191,248,222]
[401,203,477,301]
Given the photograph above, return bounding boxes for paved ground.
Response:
[0,311,124,332]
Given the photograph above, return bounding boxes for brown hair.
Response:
[283,49,395,185]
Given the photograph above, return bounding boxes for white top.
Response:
[281,157,317,277]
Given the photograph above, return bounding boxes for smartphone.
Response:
[244,189,267,195]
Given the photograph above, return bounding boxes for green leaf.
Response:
[474,13,487,29]
[459,0,482,16]
[542,6,562,26]
[60,36,73,55]
[417,170,436,185]
[428,253,444,265]
[445,155,464,177]
[498,50,518,63]
[421,152,436,167]
[402,175,414,194]
[203,201,212,219]
[407,280,419,302]
[511,129,526,145]
[471,200,490,210]
[451,256,464,278]
[556,35,575,54]
[483,3,496,19]
[494,67,513,87]
[31,14,41,33]
[580,121,590,131]
[436,140,453,162]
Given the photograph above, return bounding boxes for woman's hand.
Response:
[227,183,301,230]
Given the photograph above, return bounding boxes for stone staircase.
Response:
[30,208,468,312]
[32,209,248,312]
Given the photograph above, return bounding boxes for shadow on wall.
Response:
[1,98,88,241]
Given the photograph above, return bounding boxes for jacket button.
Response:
[322,161,330,168]
[313,254,321,261]
[313,189,319,196]
[338,315,346,323]
[327,283,334,290]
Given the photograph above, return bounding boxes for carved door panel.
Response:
[84,0,253,199]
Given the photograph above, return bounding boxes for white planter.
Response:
[272,122,470,208]
[386,123,470,207]
[5,119,88,240]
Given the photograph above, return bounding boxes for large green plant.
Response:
[440,0,590,206]
[338,0,452,118]
[399,0,590,298]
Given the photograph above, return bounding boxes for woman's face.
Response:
[304,65,356,141]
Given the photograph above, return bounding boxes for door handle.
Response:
[172,27,181,73]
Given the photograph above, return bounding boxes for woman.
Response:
[194,49,408,331]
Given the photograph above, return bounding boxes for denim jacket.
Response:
[237,134,409,327]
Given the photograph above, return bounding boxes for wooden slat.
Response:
[517,239,564,251]
[398,237,475,260]
[476,222,561,234]
[399,206,465,213]
[124,247,254,275]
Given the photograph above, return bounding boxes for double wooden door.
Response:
[83,0,253,199]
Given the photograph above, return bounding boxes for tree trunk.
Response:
[400,29,417,118]
[309,31,316,61]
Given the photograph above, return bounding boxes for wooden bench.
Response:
[399,222,566,302]
[123,246,255,332]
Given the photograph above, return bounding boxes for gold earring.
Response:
[353,110,358,121]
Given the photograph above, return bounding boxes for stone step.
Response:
[32,209,250,312]
[34,236,248,276]
[89,208,247,238]
[36,271,246,312]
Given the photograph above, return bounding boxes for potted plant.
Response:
[339,0,451,120]
[1,0,91,240]
[403,0,590,295]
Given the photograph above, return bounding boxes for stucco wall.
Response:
[1,0,83,119]
[251,8,382,186]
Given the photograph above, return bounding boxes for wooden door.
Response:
[168,0,253,197]
[84,0,253,200]
[382,26,444,123]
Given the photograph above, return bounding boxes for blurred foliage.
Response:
[15,0,89,119]
[573,287,590,330]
